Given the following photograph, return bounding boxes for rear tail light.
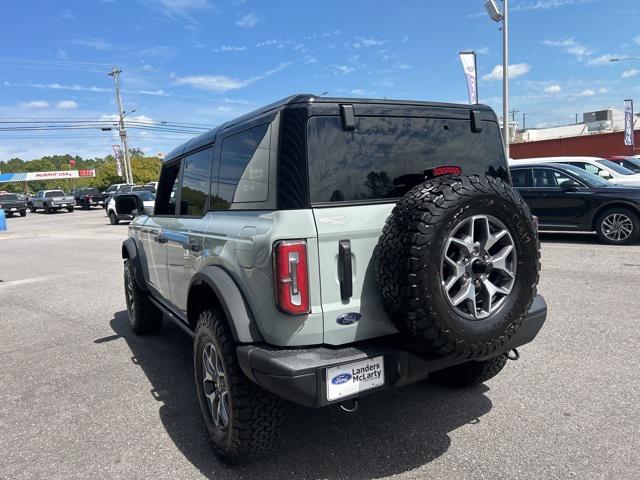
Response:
[426,165,462,178]
[273,240,310,315]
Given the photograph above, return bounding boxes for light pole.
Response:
[107,67,134,184]
[485,0,509,158]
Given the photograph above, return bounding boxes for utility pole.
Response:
[107,68,133,184]
[510,108,519,123]
[575,114,579,125]
[522,112,526,131]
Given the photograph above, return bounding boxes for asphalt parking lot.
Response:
[1,209,639,480]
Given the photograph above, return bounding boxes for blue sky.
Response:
[1,0,640,161]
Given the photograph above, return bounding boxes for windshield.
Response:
[45,190,65,197]
[559,164,610,187]
[0,194,20,200]
[135,191,156,201]
[83,188,100,195]
[597,159,636,175]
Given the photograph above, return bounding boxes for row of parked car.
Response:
[0,182,157,219]
[509,155,640,244]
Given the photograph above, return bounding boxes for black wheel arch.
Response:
[121,238,149,292]
[188,266,263,344]
[590,201,640,230]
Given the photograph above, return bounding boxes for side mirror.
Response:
[560,180,580,191]
[598,170,612,179]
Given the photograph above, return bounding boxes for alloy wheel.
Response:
[202,343,230,430]
[441,214,517,320]
[601,213,633,242]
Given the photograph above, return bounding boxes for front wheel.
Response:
[44,203,50,214]
[194,308,285,463]
[28,203,35,213]
[430,354,508,387]
[109,211,119,225]
[67,206,74,213]
[595,208,639,245]
[19,210,26,217]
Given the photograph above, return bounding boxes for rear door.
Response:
[306,111,507,345]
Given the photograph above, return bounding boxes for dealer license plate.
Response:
[326,356,384,401]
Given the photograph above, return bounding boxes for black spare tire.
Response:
[376,174,540,358]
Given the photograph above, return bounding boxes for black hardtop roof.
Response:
[164,94,494,162]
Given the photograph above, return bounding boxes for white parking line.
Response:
[0,276,54,287]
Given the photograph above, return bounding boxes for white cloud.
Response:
[542,38,593,58]
[56,100,78,109]
[635,35,640,45]
[139,89,169,96]
[352,36,387,48]
[350,89,366,95]
[304,56,318,64]
[172,63,291,93]
[482,63,531,81]
[332,65,354,74]
[396,63,411,70]
[22,101,49,108]
[598,87,609,93]
[575,89,595,97]
[622,69,640,78]
[587,54,619,65]
[544,84,562,94]
[143,0,217,25]
[29,82,111,93]
[71,37,113,51]
[136,46,176,60]
[513,0,599,11]
[61,9,77,21]
[476,46,490,55]
[213,45,247,52]
[236,12,258,28]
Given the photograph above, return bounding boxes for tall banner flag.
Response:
[624,99,634,148]
[112,144,123,177]
[459,51,478,104]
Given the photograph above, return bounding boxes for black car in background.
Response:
[511,162,640,245]
[0,193,27,217]
[70,187,110,209]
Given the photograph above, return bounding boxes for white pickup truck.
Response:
[28,190,75,214]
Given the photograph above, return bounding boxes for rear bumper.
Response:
[237,295,547,407]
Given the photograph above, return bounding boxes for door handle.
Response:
[183,242,201,252]
[154,234,167,244]
[338,240,352,300]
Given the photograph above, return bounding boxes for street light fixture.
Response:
[610,57,640,62]
[485,0,510,158]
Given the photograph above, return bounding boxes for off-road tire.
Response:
[19,210,26,217]
[123,259,162,334]
[28,203,35,213]
[5,212,13,217]
[109,211,119,225]
[194,308,285,463]
[44,203,50,214]
[377,174,540,359]
[594,207,639,245]
[67,206,74,213]
[430,354,508,387]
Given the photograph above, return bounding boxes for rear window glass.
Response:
[306,116,506,203]
[45,191,65,197]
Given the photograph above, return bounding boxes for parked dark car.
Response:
[71,187,109,209]
[0,193,27,217]
[511,162,640,244]
[606,156,640,174]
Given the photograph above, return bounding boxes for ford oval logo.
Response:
[336,312,361,325]
[331,373,352,385]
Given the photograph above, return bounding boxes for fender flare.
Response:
[121,238,148,291]
[188,266,263,343]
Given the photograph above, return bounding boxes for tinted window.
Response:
[45,190,65,197]
[0,194,19,200]
[217,123,270,209]
[532,169,567,187]
[557,164,609,187]
[511,169,533,187]
[135,191,155,201]
[597,159,635,175]
[179,148,213,216]
[307,116,506,203]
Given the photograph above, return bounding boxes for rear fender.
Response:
[121,238,148,291]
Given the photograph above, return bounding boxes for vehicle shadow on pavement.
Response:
[538,232,602,245]
[108,311,493,480]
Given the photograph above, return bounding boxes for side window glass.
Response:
[216,123,270,209]
[532,169,558,187]
[179,148,213,216]
[552,170,572,185]
[511,169,532,187]
[155,161,181,215]
[584,164,600,175]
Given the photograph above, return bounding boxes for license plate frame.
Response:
[326,356,385,401]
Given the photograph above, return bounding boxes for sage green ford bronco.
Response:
[122,95,546,462]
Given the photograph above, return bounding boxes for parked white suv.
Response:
[510,156,640,186]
